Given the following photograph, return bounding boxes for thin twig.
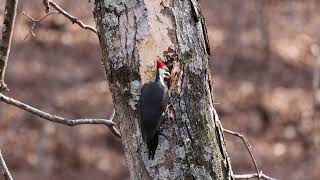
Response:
[223,127,261,180]
[211,107,234,178]
[233,172,277,180]
[107,110,122,138]
[212,108,263,180]
[109,125,121,138]
[23,11,58,22]
[22,11,59,40]
[0,93,115,127]
[43,0,97,34]
[0,148,13,180]
[0,0,18,91]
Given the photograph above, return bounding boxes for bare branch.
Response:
[106,110,121,138]
[0,93,115,127]
[20,3,121,138]
[22,11,59,40]
[211,107,234,178]
[109,125,121,138]
[0,149,13,180]
[212,105,275,180]
[42,0,97,34]
[233,172,277,180]
[212,108,264,180]
[0,0,18,91]
[223,128,261,180]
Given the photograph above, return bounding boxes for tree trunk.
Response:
[90,0,233,179]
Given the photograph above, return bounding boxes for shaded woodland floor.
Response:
[1,0,319,179]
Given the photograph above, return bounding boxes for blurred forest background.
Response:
[0,0,319,179]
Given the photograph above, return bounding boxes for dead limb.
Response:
[0,0,18,91]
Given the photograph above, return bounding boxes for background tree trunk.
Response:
[91,0,233,179]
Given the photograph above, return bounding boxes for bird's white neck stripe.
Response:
[158,68,167,86]
[159,77,166,86]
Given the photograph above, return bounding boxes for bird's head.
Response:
[156,58,171,80]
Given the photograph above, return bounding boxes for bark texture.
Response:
[0,0,18,91]
[91,0,233,179]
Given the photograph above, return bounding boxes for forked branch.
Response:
[223,128,261,180]
[42,0,97,34]
[212,108,276,180]
[22,11,59,40]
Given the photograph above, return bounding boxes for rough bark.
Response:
[0,0,18,91]
[91,0,233,179]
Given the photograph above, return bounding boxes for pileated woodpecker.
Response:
[140,58,170,159]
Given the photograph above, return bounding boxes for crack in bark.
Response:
[124,4,129,62]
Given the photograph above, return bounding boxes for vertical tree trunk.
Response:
[91,0,233,179]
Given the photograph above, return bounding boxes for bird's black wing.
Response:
[140,83,164,140]
[140,82,168,159]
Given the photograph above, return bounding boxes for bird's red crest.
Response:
[156,58,167,69]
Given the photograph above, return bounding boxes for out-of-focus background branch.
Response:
[0,0,319,179]
[0,0,18,91]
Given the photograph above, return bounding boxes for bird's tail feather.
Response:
[147,131,159,160]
